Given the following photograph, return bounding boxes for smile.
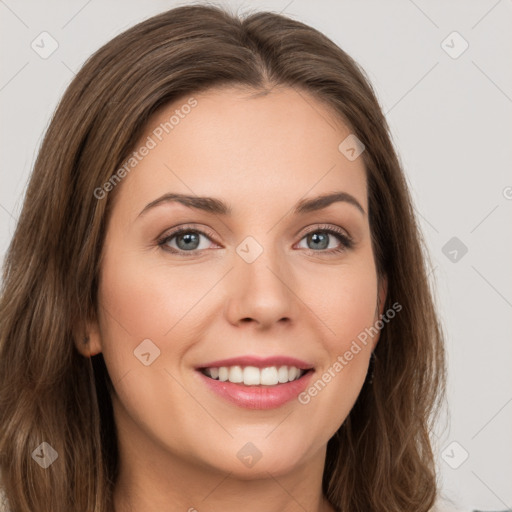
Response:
[200,365,308,386]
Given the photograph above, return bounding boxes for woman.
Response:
[0,4,498,512]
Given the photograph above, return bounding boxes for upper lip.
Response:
[196,355,315,371]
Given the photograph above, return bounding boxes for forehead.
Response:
[114,85,367,216]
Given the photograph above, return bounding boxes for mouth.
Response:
[198,365,313,386]
[195,360,316,409]
[194,355,316,408]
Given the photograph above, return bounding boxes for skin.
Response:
[80,85,387,512]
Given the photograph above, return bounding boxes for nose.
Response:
[224,243,300,329]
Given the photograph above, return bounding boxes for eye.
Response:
[157,225,218,254]
[296,225,353,254]
[157,223,353,256]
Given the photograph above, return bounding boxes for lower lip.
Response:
[196,370,314,409]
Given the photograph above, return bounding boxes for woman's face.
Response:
[86,85,386,478]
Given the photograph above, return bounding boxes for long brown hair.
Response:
[0,4,446,511]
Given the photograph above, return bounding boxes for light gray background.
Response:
[1,0,511,510]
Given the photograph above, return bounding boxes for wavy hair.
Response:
[0,4,446,511]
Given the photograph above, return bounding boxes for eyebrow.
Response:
[137,191,366,218]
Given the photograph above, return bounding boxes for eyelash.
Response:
[157,223,354,256]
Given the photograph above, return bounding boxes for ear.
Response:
[372,274,388,351]
[74,314,102,358]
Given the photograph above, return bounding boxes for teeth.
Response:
[243,366,260,385]
[218,367,229,382]
[202,365,306,386]
[261,367,278,386]
[229,366,243,383]
[277,366,289,383]
[288,366,299,381]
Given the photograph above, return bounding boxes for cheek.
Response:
[95,252,218,440]
[99,249,217,339]
[334,274,377,343]
[95,248,210,384]
[298,256,378,347]
[294,257,378,428]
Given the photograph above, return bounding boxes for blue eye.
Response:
[157,224,353,256]
[297,226,353,254]
[158,228,215,253]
